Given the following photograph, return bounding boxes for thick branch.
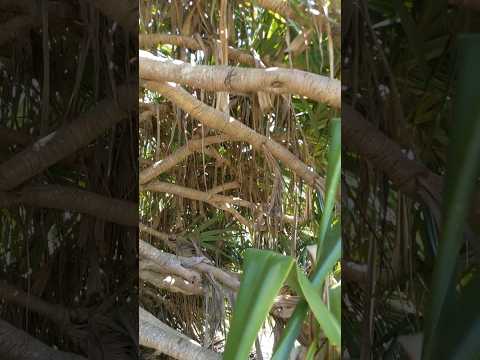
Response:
[139,52,340,108]
[342,103,443,203]
[139,135,228,184]
[140,269,204,295]
[0,281,70,329]
[0,319,86,360]
[0,185,137,226]
[0,83,136,191]
[140,239,240,290]
[140,240,201,284]
[139,307,221,360]
[142,81,325,192]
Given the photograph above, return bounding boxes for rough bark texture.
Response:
[139,52,341,108]
[0,185,137,226]
[0,83,136,191]
[0,319,86,360]
[143,80,325,192]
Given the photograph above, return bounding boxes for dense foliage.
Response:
[139,0,340,358]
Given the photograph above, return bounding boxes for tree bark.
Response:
[342,103,443,205]
[139,240,201,284]
[139,52,340,108]
[0,185,137,226]
[139,307,221,360]
[140,269,204,295]
[140,239,241,290]
[0,319,86,360]
[0,83,136,191]
[142,80,325,192]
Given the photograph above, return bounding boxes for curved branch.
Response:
[142,181,254,208]
[140,240,201,284]
[0,281,70,329]
[0,83,136,191]
[142,80,325,192]
[140,239,240,291]
[139,135,228,184]
[342,103,442,203]
[139,52,340,108]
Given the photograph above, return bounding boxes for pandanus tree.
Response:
[342,0,480,358]
[139,0,341,358]
[0,1,138,358]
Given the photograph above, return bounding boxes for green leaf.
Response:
[316,118,341,259]
[273,229,341,359]
[329,281,341,322]
[432,276,480,359]
[224,249,295,360]
[296,268,340,346]
[423,34,480,359]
